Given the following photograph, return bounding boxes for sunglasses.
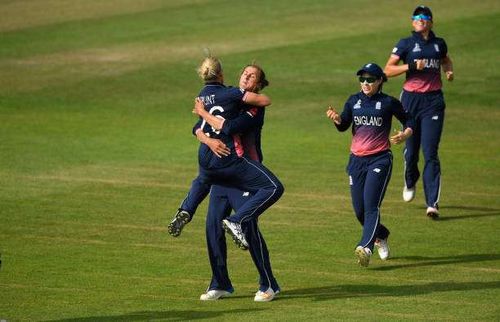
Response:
[412,14,432,21]
[359,76,377,84]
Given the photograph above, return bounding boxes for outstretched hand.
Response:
[326,106,341,125]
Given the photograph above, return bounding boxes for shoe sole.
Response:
[222,221,248,250]
[355,248,370,267]
[167,212,190,237]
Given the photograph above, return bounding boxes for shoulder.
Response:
[434,36,447,45]
[379,92,399,104]
[386,95,403,108]
[397,36,413,45]
[392,36,413,55]
[347,93,361,103]
[226,86,246,97]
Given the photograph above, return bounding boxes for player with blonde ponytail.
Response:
[168,55,284,252]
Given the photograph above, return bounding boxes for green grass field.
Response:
[1,1,499,320]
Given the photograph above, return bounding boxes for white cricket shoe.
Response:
[200,289,232,301]
[426,207,440,219]
[355,246,372,267]
[254,287,276,302]
[403,186,415,202]
[374,238,390,260]
[222,219,249,250]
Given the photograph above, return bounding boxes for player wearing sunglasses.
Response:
[384,6,454,219]
[326,63,414,267]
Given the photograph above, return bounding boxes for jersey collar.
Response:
[204,81,225,87]
[412,30,436,42]
[359,91,383,100]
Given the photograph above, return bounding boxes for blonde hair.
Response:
[197,56,222,82]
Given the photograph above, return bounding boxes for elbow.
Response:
[335,124,348,132]
[383,67,395,77]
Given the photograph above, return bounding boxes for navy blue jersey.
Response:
[193,82,247,169]
[392,31,448,92]
[335,92,414,157]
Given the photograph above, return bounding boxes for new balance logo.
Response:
[242,192,250,197]
[412,43,421,52]
[432,115,439,120]
[375,102,381,110]
[373,168,381,173]
[434,44,440,52]
[354,99,362,109]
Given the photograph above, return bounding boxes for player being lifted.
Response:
[168,56,284,250]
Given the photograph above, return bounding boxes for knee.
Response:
[273,181,284,200]
[423,148,439,162]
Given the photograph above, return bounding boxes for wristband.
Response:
[408,61,417,71]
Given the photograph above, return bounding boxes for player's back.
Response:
[197,82,246,169]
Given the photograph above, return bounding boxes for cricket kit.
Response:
[203,107,280,294]
[192,83,283,225]
[392,31,448,209]
[335,91,414,250]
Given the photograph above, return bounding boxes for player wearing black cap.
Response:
[384,5,454,219]
[326,63,414,267]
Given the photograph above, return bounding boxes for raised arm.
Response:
[326,99,353,132]
[242,91,271,107]
[221,107,263,135]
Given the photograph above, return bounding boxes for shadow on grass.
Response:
[425,205,500,221]
[282,280,500,301]
[437,205,500,221]
[46,308,265,322]
[373,253,500,271]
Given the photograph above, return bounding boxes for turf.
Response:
[1,1,499,321]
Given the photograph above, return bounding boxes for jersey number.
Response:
[201,105,225,137]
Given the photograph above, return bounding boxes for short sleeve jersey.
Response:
[392,31,448,93]
[335,92,414,157]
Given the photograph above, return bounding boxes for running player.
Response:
[326,63,414,267]
[384,5,454,219]
[169,56,284,249]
